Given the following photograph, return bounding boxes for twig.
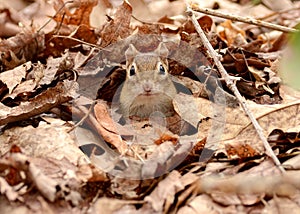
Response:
[186,6,285,173]
[37,0,74,33]
[257,6,300,21]
[190,3,298,33]
[52,35,104,50]
[68,100,97,133]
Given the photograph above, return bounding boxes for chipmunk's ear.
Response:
[155,43,169,58]
[125,44,139,60]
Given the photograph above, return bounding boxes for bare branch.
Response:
[190,4,298,33]
[186,6,285,173]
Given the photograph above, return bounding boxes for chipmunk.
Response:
[119,43,177,119]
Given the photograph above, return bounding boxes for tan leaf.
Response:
[93,101,128,154]
[53,0,97,26]
[0,119,86,164]
[0,177,20,201]
[92,197,137,213]
[263,197,300,213]
[177,194,225,214]
[0,31,44,70]
[144,171,184,212]
[217,20,247,46]
[222,100,300,152]
[173,93,206,128]
[0,8,21,37]
[0,80,78,126]
[0,61,30,93]
[99,0,132,47]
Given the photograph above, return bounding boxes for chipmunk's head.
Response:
[120,43,177,118]
[125,43,170,95]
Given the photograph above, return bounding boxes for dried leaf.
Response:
[173,93,206,128]
[0,119,86,164]
[223,101,300,152]
[144,171,184,212]
[154,133,178,145]
[44,25,98,57]
[177,194,225,214]
[225,144,259,159]
[0,31,44,71]
[0,61,29,93]
[217,20,247,46]
[92,197,137,213]
[0,9,21,37]
[1,153,58,202]
[53,0,97,26]
[263,197,300,213]
[0,80,78,126]
[93,101,128,154]
[99,0,132,47]
[0,177,20,201]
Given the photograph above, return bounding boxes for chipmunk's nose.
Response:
[143,82,153,93]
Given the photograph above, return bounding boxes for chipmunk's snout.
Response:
[143,82,153,93]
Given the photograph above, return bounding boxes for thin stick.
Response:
[37,0,74,33]
[68,100,97,133]
[257,6,300,21]
[190,4,298,33]
[186,7,285,173]
[52,35,104,50]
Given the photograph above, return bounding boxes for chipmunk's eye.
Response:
[159,64,165,75]
[129,65,136,76]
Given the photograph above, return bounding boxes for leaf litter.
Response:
[0,0,300,213]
